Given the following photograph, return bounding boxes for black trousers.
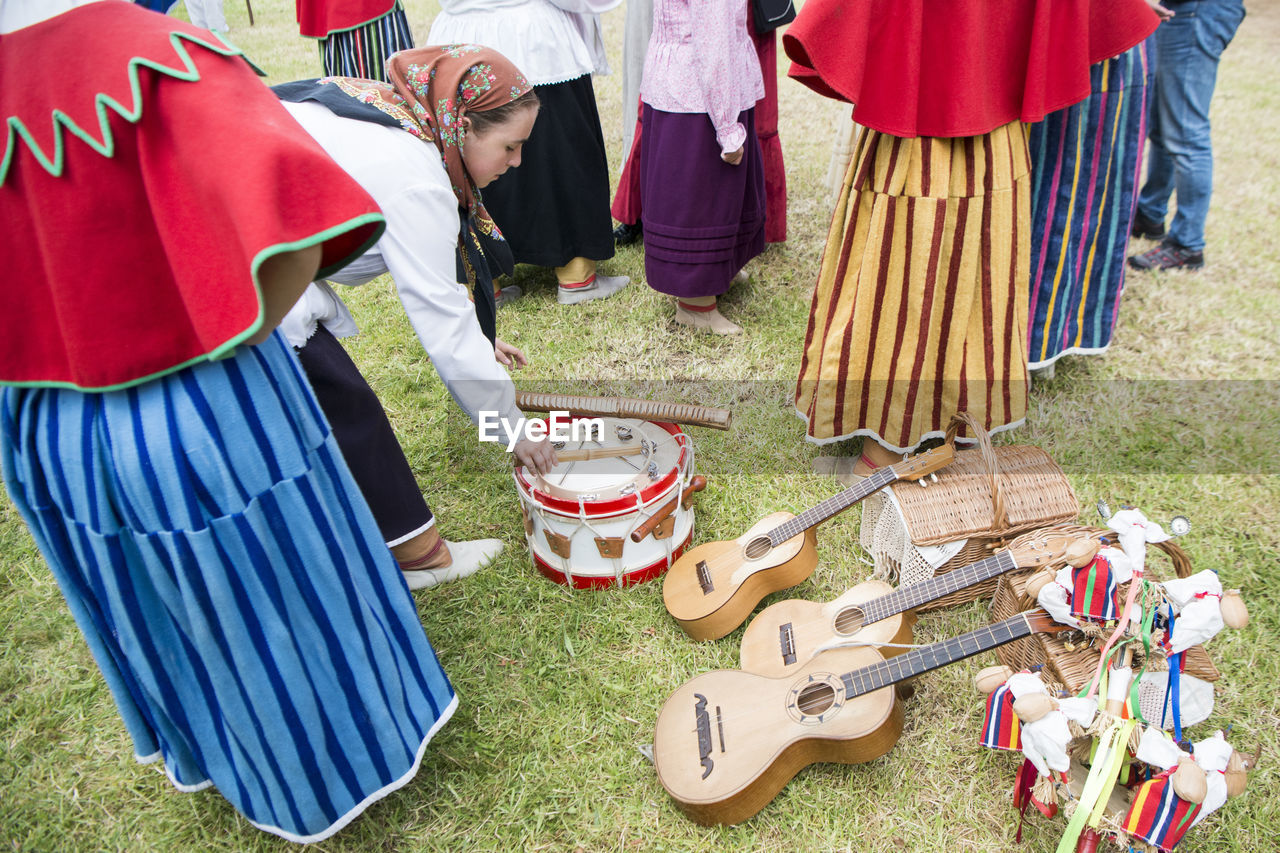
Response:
[295,325,433,545]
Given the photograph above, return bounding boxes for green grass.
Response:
[2,2,1278,851]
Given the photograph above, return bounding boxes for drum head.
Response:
[515,418,688,517]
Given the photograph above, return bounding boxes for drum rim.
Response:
[513,420,689,517]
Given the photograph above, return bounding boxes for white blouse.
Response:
[427,0,621,87]
[280,100,524,431]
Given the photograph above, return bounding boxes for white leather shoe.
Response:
[557,274,629,305]
[402,538,503,590]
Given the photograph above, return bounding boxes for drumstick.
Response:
[630,476,707,543]
[553,445,647,462]
[515,392,731,431]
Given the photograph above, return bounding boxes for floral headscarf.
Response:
[321,44,531,222]
[302,45,534,342]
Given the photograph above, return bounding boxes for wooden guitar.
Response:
[662,445,954,641]
[653,610,1069,826]
[738,531,1086,677]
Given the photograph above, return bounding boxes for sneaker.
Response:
[1127,240,1204,272]
[1130,211,1166,240]
[613,222,643,246]
[402,538,503,590]
[494,284,522,307]
[557,273,629,305]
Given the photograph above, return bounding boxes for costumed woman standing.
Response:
[788,0,1159,472]
[1,0,455,841]
[428,0,629,305]
[639,0,767,334]
[611,3,787,248]
[296,0,415,82]
[274,45,557,590]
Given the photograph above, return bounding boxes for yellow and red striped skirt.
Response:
[795,121,1031,451]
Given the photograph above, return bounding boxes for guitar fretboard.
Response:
[857,551,1018,625]
[767,468,898,545]
[839,614,1033,699]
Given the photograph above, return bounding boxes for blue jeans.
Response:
[1137,0,1245,251]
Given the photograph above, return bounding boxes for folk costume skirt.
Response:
[318,1,415,83]
[795,121,1031,452]
[481,74,616,269]
[1027,43,1150,369]
[0,332,456,843]
[639,104,766,299]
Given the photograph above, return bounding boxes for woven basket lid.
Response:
[891,413,1079,547]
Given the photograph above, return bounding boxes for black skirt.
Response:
[295,325,433,545]
[480,74,616,268]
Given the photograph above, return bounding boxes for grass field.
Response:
[2,2,1277,851]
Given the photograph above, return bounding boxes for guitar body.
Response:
[653,645,903,825]
[663,511,819,641]
[738,579,915,677]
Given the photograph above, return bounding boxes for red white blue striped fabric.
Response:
[1071,554,1120,621]
[980,682,1021,751]
[1123,769,1202,850]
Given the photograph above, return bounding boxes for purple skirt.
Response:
[639,105,766,298]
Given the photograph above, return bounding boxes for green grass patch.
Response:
[2,1,1277,851]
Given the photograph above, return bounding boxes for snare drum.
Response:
[513,417,695,589]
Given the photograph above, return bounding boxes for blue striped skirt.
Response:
[0,332,455,843]
[1027,42,1151,369]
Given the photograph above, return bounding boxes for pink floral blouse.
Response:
[640,0,765,155]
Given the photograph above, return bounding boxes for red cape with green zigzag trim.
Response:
[0,3,385,391]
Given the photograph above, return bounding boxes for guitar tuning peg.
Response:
[1096,500,1112,521]
[1169,516,1191,537]
[917,477,930,488]
[930,473,939,483]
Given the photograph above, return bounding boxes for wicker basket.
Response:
[989,523,1220,693]
[859,413,1079,610]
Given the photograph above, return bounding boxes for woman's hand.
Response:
[495,338,529,368]
[721,146,744,166]
[513,436,557,476]
[1144,0,1174,20]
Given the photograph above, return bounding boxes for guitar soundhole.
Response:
[743,536,772,560]
[833,606,866,636]
[796,682,836,716]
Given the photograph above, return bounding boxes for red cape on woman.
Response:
[296,0,398,38]
[784,0,1159,138]
[0,3,383,390]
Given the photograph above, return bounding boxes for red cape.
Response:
[296,0,398,39]
[785,0,1159,138]
[0,3,384,390]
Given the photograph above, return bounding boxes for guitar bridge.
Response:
[779,622,797,665]
[696,560,714,595]
[694,693,714,779]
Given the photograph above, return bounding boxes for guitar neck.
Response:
[839,614,1034,699]
[766,467,898,545]
[859,551,1018,624]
